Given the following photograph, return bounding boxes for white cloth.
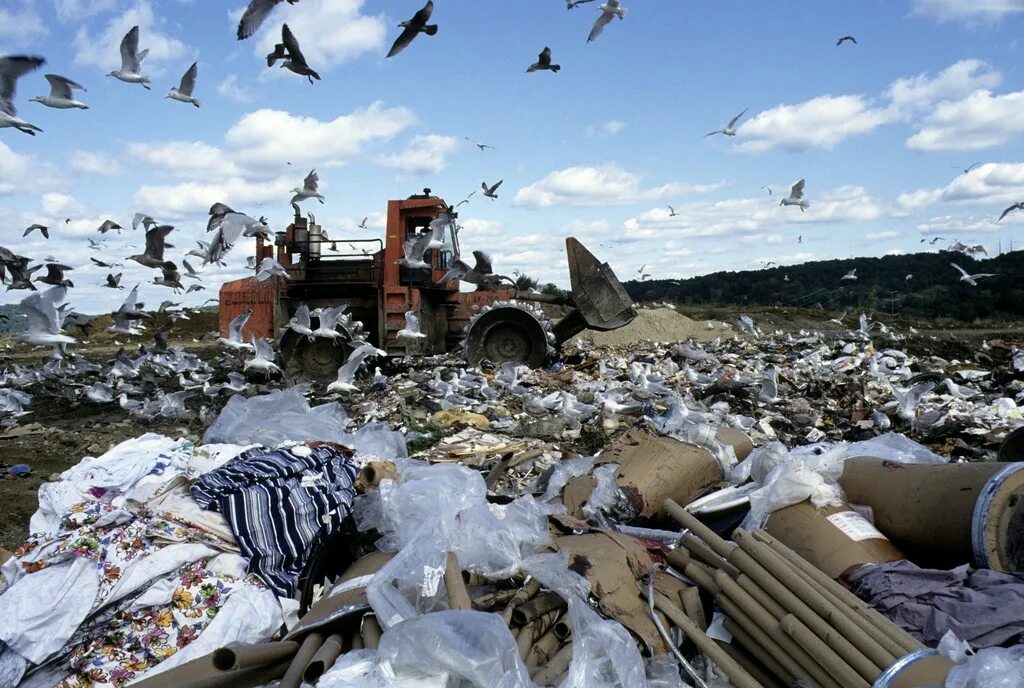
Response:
[0,557,100,664]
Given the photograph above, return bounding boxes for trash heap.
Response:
[1,330,1024,687]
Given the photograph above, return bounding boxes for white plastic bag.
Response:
[945,645,1024,688]
[202,385,348,446]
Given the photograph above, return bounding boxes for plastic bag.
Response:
[202,385,348,446]
[539,456,594,503]
[645,655,687,688]
[316,649,449,688]
[945,645,1024,688]
[840,432,947,465]
[742,462,845,530]
[349,422,408,462]
[523,552,647,688]
[730,441,788,485]
[582,463,621,519]
[378,610,533,688]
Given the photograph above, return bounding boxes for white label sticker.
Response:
[422,565,445,598]
[826,510,886,542]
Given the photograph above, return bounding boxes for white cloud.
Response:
[0,142,61,196]
[41,192,86,217]
[887,60,1000,112]
[132,176,292,217]
[911,0,1024,23]
[0,1,47,44]
[127,141,242,180]
[458,218,506,237]
[217,74,253,104]
[885,249,908,256]
[866,231,901,241]
[251,0,386,70]
[736,95,897,153]
[225,102,416,168]
[586,120,625,136]
[558,219,612,234]
[376,134,459,175]
[54,0,119,22]
[897,188,944,210]
[69,150,122,176]
[906,89,1024,150]
[899,163,1024,211]
[73,1,188,72]
[513,164,720,208]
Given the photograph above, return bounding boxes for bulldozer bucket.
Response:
[565,237,636,331]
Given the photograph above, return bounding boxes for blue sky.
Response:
[1,0,1023,311]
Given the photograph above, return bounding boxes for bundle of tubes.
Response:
[661,498,925,688]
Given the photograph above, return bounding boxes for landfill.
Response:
[2,320,1024,688]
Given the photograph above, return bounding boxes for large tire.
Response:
[279,319,356,379]
[464,304,551,367]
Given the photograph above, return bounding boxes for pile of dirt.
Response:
[574,306,734,347]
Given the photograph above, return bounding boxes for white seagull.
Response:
[780,179,809,211]
[287,304,315,340]
[587,1,627,43]
[397,310,427,341]
[167,62,199,107]
[706,108,747,137]
[291,169,325,204]
[15,286,76,349]
[31,74,88,109]
[255,256,290,281]
[951,262,997,287]
[107,26,151,89]
[0,55,46,135]
[481,179,503,200]
[219,309,255,351]
[841,269,857,281]
[244,337,281,377]
[327,342,385,394]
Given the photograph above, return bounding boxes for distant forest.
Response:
[624,250,1024,322]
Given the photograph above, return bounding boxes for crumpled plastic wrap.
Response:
[524,552,648,688]
[945,645,1024,688]
[377,610,533,688]
[539,456,595,503]
[202,385,348,446]
[348,422,408,461]
[315,649,449,687]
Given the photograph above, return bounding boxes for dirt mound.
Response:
[574,306,734,347]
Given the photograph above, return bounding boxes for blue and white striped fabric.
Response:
[190,444,358,596]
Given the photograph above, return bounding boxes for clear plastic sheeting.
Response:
[377,610,534,688]
[539,456,594,503]
[202,384,348,447]
[582,463,621,519]
[348,421,408,461]
[363,462,555,629]
[651,398,738,473]
[741,447,846,530]
[840,432,947,465]
[945,645,1024,688]
[524,552,648,688]
[315,649,450,688]
[645,654,689,688]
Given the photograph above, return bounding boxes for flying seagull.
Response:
[132,213,157,231]
[397,310,427,341]
[291,169,325,204]
[762,185,773,196]
[437,251,506,289]
[98,219,123,234]
[481,179,503,199]
[836,35,857,46]
[667,205,678,217]
[527,47,560,73]
[953,162,983,175]
[997,202,1023,223]
[841,268,857,281]
[108,26,151,89]
[267,24,320,83]
[37,263,73,288]
[395,230,434,269]
[358,216,368,229]
[23,224,49,239]
[0,55,46,135]
[568,0,597,6]
[387,1,438,58]
[706,108,747,137]
[219,309,254,351]
[167,62,200,107]
[951,262,996,287]
[237,0,300,40]
[104,273,124,289]
[464,136,495,151]
[31,74,88,109]
[15,286,75,349]
[129,225,174,269]
[780,179,809,211]
[244,337,281,377]
[588,1,627,43]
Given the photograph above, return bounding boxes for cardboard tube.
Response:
[532,643,573,685]
[212,641,299,671]
[360,615,382,649]
[278,633,323,688]
[737,573,787,619]
[839,458,1024,571]
[734,530,897,673]
[350,630,364,650]
[753,529,921,655]
[780,614,872,688]
[186,661,288,688]
[517,609,561,659]
[664,499,735,560]
[511,591,566,626]
[471,587,518,610]
[681,533,741,578]
[652,591,762,688]
[715,639,787,688]
[503,578,541,625]
[727,534,886,681]
[444,552,472,610]
[665,547,690,572]
[681,586,705,630]
[715,577,841,688]
[525,626,563,672]
[302,634,344,683]
[682,562,720,595]
[721,615,796,685]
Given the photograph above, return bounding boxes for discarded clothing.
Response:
[849,559,1024,647]
[191,444,359,596]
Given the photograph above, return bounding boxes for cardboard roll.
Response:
[763,500,905,580]
[840,459,1024,572]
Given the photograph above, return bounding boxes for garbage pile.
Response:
[1,327,1024,687]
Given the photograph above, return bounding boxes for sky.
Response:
[1,0,1024,312]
